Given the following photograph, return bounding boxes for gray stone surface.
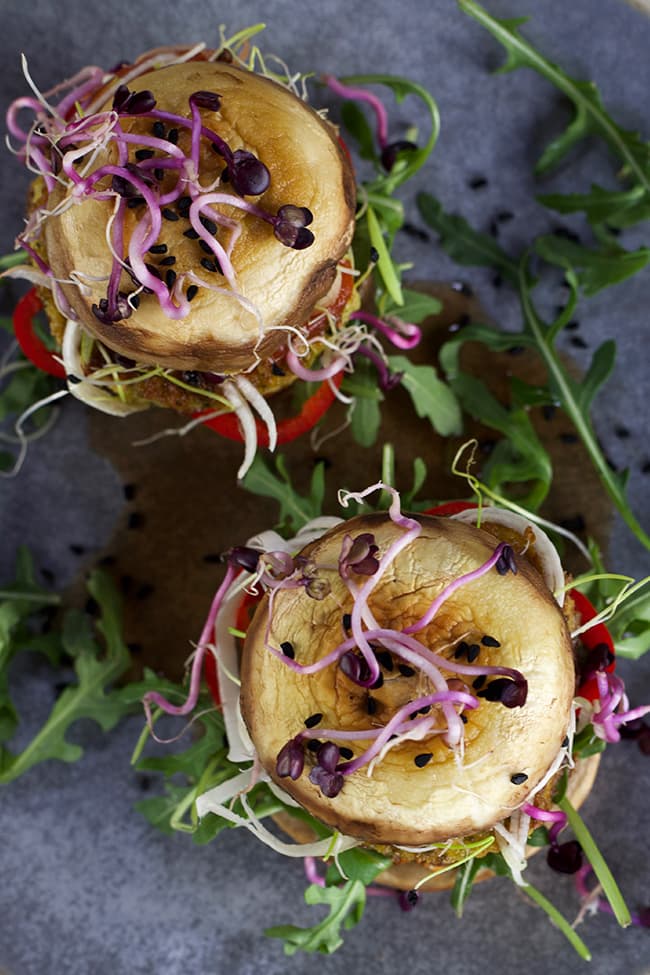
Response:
[0,2,648,973]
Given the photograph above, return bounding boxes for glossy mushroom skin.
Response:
[241,513,575,846]
[44,60,356,373]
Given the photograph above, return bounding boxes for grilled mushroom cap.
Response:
[241,513,575,846]
[44,59,356,373]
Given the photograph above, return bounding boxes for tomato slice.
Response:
[204,583,263,707]
[12,288,66,379]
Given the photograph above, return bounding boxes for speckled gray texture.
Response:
[0,2,648,973]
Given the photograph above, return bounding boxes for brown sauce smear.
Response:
[83,283,610,680]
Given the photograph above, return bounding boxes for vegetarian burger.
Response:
[166,486,635,908]
[6,41,364,469]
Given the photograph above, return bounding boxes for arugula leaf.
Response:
[458,0,650,194]
[241,454,325,532]
[537,184,646,225]
[535,236,650,295]
[417,192,519,284]
[324,847,392,886]
[0,569,132,783]
[388,355,462,436]
[266,879,367,955]
[383,288,442,323]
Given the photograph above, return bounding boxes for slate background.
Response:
[0,2,648,973]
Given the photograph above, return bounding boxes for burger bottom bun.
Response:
[272,753,601,892]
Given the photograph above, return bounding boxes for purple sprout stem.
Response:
[352,344,401,391]
[55,66,106,120]
[285,347,348,382]
[143,563,237,722]
[304,857,326,887]
[350,310,421,350]
[404,543,509,636]
[323,74,389,148]
[521,803,567,845]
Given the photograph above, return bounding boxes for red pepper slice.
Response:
[12,288,66,379]
[200,371,343,446]
[570,587,615,702]
[424,500,477,517]
[204,584,263,707]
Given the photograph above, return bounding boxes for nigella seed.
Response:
[159,255,176,266]
[69,544,85,556]
[497,210,514,223]
[398,664,415,677]
[306,739,321,753]
[472,675,486,690]
[165,269,177,289]
[339,747,354,760]
[271,362,285,376]
[148,243,167,254]
[414,753,433,768]
[135,148,155,161]
[304,713,323,729]
[467,644,480,663]
[468,175,488,189]
[200,257,220,273]
[367,696,377,715]
[162,208,179,221]
[200,215,218,234]
[145,263,162,280]
[375,650,393,671]
[454,641,469,660]
[570,336,588,349]
[177,195,192,214]
[481,635,500,648]
[183,228,200,239]
[152,121,165,138]
[186,285,199,302]
[280,640,295,659]
[342,613,352,632]
[615,425,631,439]
[199,239,215,254]
[168,128,179,144]
[510,772,528,785]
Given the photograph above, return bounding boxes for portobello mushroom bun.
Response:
[186,486,610,894]
[5,38,364,474]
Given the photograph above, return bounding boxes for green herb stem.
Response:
[522,882,592,961]
[557,796,631,928]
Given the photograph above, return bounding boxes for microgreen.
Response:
[240,453,326,534]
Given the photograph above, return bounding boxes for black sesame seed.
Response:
[199,215,218,234]
[375,650,394,671]
[472,675,486,690]
[67,374,81,384]
[167,128,179,144]
[271,362,285,376]
[154,168,165,181]
[280,640,295,659]
[542,404,557,421]
[460,713,468,724]
[69,544,85,556]
[489,219,499,237]
[165,268,177,289]
[468,176,488,190]
[202,553,222,564]
[159,255,176,266]
[304,713,323,729]
[162,207,179,221]
[127,196,145,209]
[186,285,199,301]
[367,696,377,715]
[496,210,514,223]
[615,425,631,439]
[199,239,215,254]
[481,635,501,648]
[507,345,525,356]
[135,148,155,161]
[183,227,200,239]
[342,613,352,631]
[144,262,162,279]
[559,432,579,444]
[565,319,580,331]
[570,336,588,349]
[306,739,321,753]
[559,515,586,533]
[510,772,528,785]
[371,672,384,690]
[152,121,165,138]
[553,226,581,244]
[41,567,56,583]
[200,257,220,273]
[454,641,469,660]
[414,753,433,768]
[401,221,430,242]
[339,747,354,760]
[492,274,503,288]
[467,643,480,663]
[398,664,415,677]
[177,195,192,214]
[136,583,155,600]
[369,246,379,263]
[418,704,431,715]
[128,512,145,530]
[127,642,143,655]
